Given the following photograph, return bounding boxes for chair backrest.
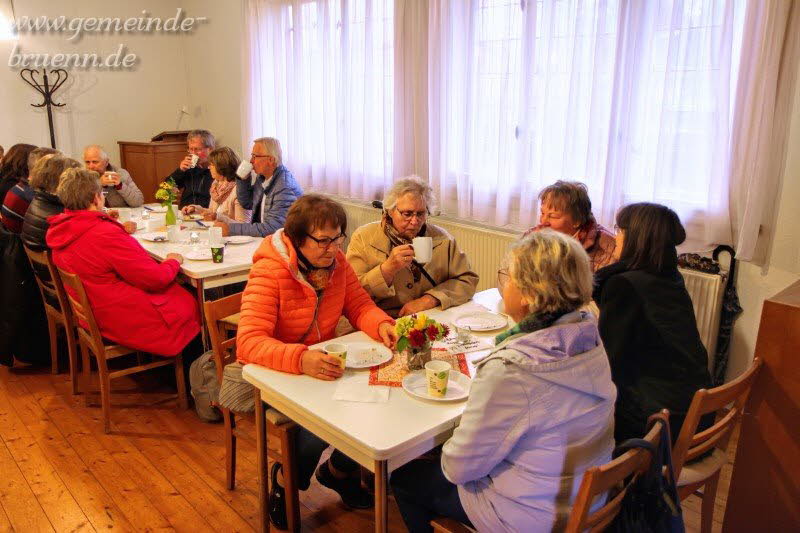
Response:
[23,245,65,315]
[56,266,105,353]
[203,292,243,383]
[564,410,669,533]
[671,358,763,478]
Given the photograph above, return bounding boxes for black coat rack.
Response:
[20,68,68,149]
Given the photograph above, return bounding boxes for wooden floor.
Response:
[0,363,734,532]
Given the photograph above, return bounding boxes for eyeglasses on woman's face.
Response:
[305,232,347,249]
[395,209,428,221]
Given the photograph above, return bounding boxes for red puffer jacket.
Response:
[46,209,200,356]
[237,229,393,373]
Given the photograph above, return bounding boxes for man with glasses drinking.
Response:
[346,176,478,317]
[167,129,215,208]
[214,137,302,237]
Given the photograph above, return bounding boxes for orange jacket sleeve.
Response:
[236,259,306,374]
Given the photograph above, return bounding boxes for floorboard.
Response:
[0,364,734,532]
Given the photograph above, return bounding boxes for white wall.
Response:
[0,0,199,165]
[181,0,244,154]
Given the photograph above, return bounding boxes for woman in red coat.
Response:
[46,168,200,357]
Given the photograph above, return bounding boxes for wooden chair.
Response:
[23,246,79,393]
[671,358,763,533]
[57,266,188,433]
[204,293,301,531]
[563,410,670,532]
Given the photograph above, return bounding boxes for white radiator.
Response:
[338,198,724,370]
[678,268,726,373]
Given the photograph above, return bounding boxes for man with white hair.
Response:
[83,145,144,208]
[214,137,302,237]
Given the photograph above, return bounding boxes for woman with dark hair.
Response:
[594,202,712,443]
[0,143,37,206]
[236,194,397,528]
[181,147,251,223]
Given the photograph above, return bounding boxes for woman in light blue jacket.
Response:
[391,230,617,533]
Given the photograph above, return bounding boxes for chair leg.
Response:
[700,471,721,533]
[173,354,188,410]
[223,409,236,490]
[96,355,112,433]
[80,340,93,406]
[64,325,79,395]
[279,424,301,533]
[47,315,58,374]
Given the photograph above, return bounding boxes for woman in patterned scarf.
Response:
[347,176,479,317]
[181,147,251,223]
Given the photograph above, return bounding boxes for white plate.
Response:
[184,214,204,221]
[145,205,168,213]
[139,231,168,242]
[185,250,212,261]
[225,235,254,245]
[402,370,471,402]
[345,343,393,369]
[454,312,508,332]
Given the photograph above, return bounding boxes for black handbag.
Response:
[608,418,685,533]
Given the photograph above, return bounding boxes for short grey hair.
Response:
[27,147,59,173]
[83,144,109,161]
[30,155,81,193]
[254,137,283,166]
[382,176,436,213]
[57,168,102,210]
[187,129,216,149]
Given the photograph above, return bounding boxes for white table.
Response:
[243,289,508,533]
[117,207,262,344]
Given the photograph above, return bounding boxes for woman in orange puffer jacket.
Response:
[237,194,397,529]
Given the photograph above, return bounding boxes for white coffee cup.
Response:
[190,154,199,168]
[412,236,433,263]
[236,160,254,179]
[425,360,451,398]
[209,226,224,247]
[167,225,181,242]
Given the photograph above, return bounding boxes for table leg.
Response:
[374,459,388,533]
[255,390,269,533]
[194,278,210,349]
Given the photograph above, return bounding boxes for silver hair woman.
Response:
[346,176,478,317]
[391,230,616,532]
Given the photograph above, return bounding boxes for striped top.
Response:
[1,182,35,233]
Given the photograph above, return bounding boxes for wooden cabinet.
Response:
[723,280,800,531]
[118,131,189,203]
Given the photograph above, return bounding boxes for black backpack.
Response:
[608,417,685,533]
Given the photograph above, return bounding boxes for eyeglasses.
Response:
[396,209,428,221]
[497,268,510,290]
[250,154,270,159]
[306,232,347,249]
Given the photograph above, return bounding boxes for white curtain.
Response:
[427,0,744,249]
[728,0,800,263]
[242,0,395,202]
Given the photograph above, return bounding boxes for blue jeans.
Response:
[390,457,473,533]
[295,427,359,490]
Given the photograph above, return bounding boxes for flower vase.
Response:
[406,344,432,371]
[165,203,177,226]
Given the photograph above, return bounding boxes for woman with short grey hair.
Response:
[346,176,478,317]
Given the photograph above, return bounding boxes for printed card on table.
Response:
[369,348,470,387]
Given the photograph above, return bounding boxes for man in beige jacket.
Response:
[346,176,479,317]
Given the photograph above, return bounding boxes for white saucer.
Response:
[139,232,168,242]
[225,235,255,245]
[454,312,508,332]
[345,343,393,369]
[402,370,471,402]
[185,250,212,261]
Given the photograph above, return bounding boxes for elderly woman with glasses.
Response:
[347,176,478,317]
[236,194,398,529]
